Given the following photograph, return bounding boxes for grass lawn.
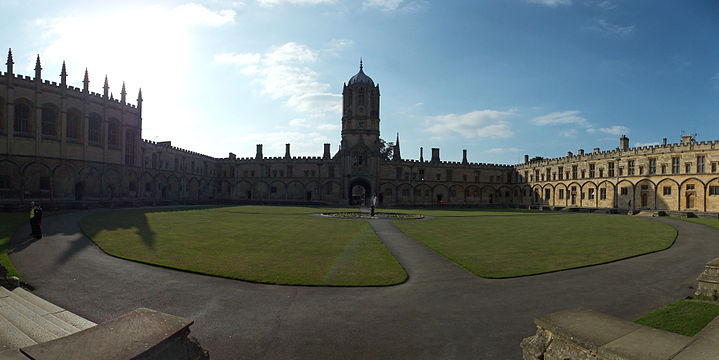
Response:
[376,207,541,217]
[675,217,719,231]
[635,299,719,336]
[0,212,28,281]
[392,213,676,278]
[80,206,406,286]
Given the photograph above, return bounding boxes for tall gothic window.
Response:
[0,98,5,132]
[107,120,119,146]
[14,100,32,134]
[66,108,82,140]
[359,87,365,105]
[88,113,102,144]
[125,130,136,165]
[41,104,58,137]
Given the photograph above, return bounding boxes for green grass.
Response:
[635,300,719,336]
[80,206,406,286]
[675,217,719,231]
[378,207,542,217]
[0,213,28,281]
[392,213,677,278]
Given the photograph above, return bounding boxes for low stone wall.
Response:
[1,308,209,360]
[521,307,719,360]
[695,258,719,299]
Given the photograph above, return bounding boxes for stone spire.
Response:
[120,81,127,104]
[82,68,89,93]
[60,61,67,87]
[34,54,42,82]
[137,88,143,113]
[6,48,14,75]
[393,133,401,161]
[103,75,109,98]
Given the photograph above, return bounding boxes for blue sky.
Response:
[1,0,718,164]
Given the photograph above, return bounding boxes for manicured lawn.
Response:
[676,217,719,231]
[392,214,676,278]
[80,206,406,286]
[0,212,28,281]
[635,300,719,336]
[377,207,541,217]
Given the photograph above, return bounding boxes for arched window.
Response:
[14,100,32,134]
[107,120,119,146]
[66,108,82,140]
[88,113,102,144]
[41,104,58,137]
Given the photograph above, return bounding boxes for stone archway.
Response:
[349,178,371,206]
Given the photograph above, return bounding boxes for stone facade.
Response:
[2,48,719,211]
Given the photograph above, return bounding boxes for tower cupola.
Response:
[347,60,374,86]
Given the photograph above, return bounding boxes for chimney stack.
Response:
[420,147,424,162]
[594,147,600,154]
[462,149,468,165]
[323,143,331,159]
[620,135,629,151]
[431,148,440,163]
[255,144,263,160]
[662,137,667,146]
[524,154,529,164]
[578,149,584,156]
[285,144,291,159]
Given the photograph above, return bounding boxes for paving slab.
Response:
[599,326,691,360]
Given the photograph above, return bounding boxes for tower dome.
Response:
[348,60,374,86]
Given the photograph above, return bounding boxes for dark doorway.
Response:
[349,179,371,205]
[75,182,84,200]
[306,191,312,201]
[641,193,648,208]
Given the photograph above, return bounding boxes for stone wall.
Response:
[521,307,719,360]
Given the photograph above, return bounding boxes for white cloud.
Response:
[289,118,311,128]
[712,73,719,81]
[488,147,521,153]
[257,0,335,6]
[172,3,236,26]
[595,125,629,135]
[526,0,572,7]
[594,19,635,36]
[531,110,587,126]
[215,42,341,116]
[362,0,426,11]
[561,129,577,137]
[363,0,405,11]
[425,110,515,139]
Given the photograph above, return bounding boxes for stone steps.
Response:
[0,286,96,353]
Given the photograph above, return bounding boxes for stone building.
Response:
[2,48,718,212]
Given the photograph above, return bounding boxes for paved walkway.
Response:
[8,212,719,359]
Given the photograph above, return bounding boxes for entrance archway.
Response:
[349,179,371,206]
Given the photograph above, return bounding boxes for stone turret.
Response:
[393,133,401,161]
[103,75,109,98]
[431,148,440,163]
[60,61,67,87]
[121,81,127,104]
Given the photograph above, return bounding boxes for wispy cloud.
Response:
[215,42,341,116]
[712,73,719,81]
[561,129,577,137]
[587,125,629,135]
[257,0,335,6]
[531,110,588,126]
[488,147,521,153]
[593,19,635,36]
[363,0,427,12]
[526,0,572,7]
[425,110,515,139]
[585,0,616,10]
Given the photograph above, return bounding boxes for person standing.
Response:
[30,201,43,239]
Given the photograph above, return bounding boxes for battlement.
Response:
[1,61,141,112]
[142,139,215,159]
[516,136,719,169]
